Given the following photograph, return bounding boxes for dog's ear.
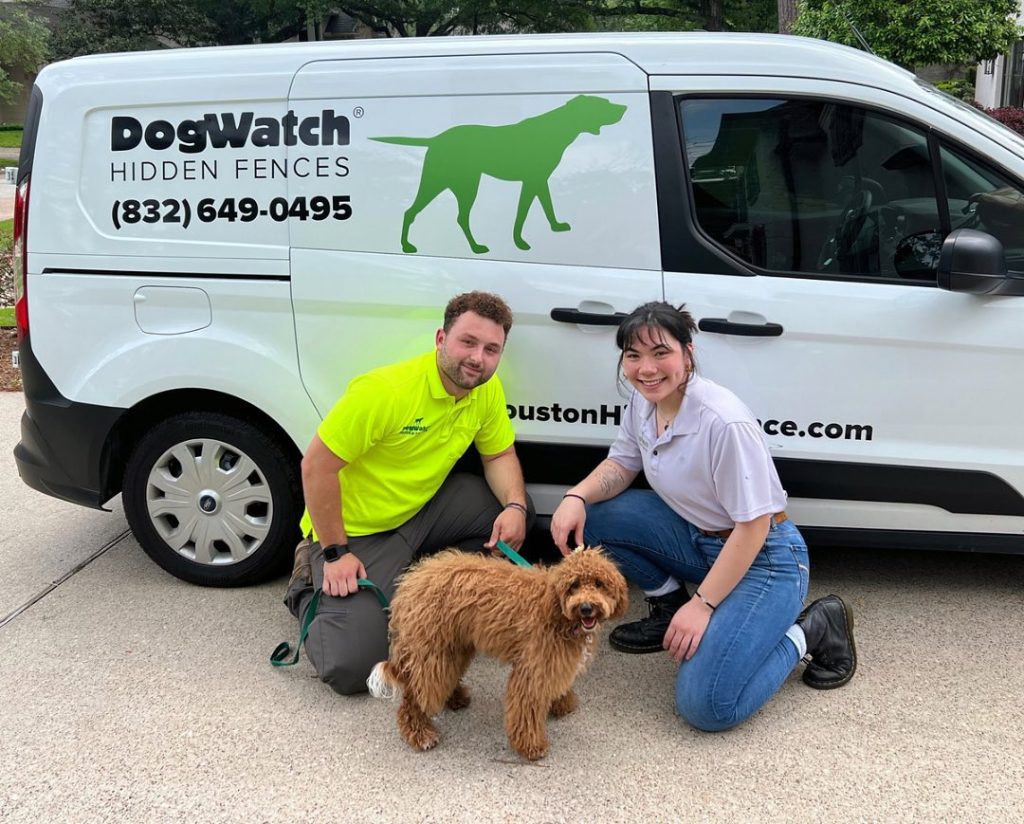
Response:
[602,561,629,620]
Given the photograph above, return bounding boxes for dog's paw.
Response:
[445,683,471,711]
[409,732,438,753]
[549,691,578,718]
[514,740,550,761]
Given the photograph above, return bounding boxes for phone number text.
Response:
[110,196,352,230]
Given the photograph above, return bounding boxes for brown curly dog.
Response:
[367,547,628,760]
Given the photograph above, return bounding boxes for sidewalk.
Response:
[0,182,13,222]
[1,146,19,220]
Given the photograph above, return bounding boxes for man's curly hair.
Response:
[443,291,513,336]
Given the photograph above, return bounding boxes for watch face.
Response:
[323,544,346,562]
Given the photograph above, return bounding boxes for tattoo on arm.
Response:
[596,461,628,496]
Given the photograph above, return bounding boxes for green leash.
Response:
[270,578,390,668]
[270,543,530,668]
[495,539,532,568]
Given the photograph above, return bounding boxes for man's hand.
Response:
[663,598,713,662]
[550,496,586,557]
[321,551,366,598]
[484,507,527,551]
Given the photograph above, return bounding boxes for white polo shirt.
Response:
[608,374,787,531]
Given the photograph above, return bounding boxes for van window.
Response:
[940,143,1024,273]
[680,98,941,280]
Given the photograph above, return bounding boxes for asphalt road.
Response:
[2,390,1023,823]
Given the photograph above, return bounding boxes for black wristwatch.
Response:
[322,543,350,563]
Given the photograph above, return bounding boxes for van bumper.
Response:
[12,334,123,510]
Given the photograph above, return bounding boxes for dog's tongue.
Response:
[582,616,597,630]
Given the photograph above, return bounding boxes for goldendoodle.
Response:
[367,547,628,760]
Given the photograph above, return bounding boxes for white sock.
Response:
[786,624,807,659]
[644,577,682,598]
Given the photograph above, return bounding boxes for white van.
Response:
[12,32,1024,585]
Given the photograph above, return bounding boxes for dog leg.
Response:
[445,682,472,711]
[401,163,447,253]
[504,667,550,761]
[512,186,537,250]
[452,176,489,254]
[537,182,571,233]
[549,689,578,719]
[397,695,440,752]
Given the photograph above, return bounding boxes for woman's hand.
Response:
[551,496,587,556]
[663,597,713,662]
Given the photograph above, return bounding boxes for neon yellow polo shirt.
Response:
[299,351,515,539]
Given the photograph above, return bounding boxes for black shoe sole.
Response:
[802,598,857,690]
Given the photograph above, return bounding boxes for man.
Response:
[284,291,532,694]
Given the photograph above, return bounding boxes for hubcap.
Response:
[145,438,273,566]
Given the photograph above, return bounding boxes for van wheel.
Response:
[122,412,301,586]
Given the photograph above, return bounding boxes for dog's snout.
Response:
[579,602,595,618]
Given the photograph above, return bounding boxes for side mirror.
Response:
[937,228,1024,296]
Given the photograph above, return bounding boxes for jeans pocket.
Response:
[789,544,810,602]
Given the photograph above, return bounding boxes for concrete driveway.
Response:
[1,390,1023,822]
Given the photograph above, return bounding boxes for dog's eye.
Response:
[593,579,603,589]
[569,578,580,591]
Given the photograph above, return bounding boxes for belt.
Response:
[697,512,788,541]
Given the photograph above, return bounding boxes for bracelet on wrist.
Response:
[693,590,717,611]
[504,501,528,515]
[562,492,587,504]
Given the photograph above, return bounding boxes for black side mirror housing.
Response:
[937,228,1024,296]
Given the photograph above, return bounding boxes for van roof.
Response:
[48,31,913,89]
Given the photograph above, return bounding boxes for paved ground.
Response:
[2,146,19,218]
[2,390,1024,822]
[1,181,13,221]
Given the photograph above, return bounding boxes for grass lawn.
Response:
[1,218,11,245]
[0,307,13,327]
[0,158,17,168]
[0,130,22,149]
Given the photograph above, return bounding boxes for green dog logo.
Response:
[371,95,627,254]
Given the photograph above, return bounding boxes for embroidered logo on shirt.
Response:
[400,417,429,435]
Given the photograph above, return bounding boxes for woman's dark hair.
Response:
[615,301,699,388]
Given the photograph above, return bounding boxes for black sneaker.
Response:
[609,587,689,654]
[797,594,857,689]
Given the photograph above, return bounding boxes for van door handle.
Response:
[698,318,784,337]
[550,308,627,326]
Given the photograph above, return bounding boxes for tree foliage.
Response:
[50,0,216,60]
[0,8,49,105]
[48,0,781,57]
[793,0,1022,69]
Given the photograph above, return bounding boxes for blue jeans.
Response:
[584,490,810,732]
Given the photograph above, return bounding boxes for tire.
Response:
[123,411,302,586]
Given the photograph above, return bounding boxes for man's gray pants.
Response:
[283,473,534,695]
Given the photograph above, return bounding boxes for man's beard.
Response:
[438,350,489,390]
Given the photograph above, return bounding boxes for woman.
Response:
[550,301,856,731]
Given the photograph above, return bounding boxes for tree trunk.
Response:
[777,0,799,34]
[702,0,723,31]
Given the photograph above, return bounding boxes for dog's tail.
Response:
[366,661,401,699]
[370,136,433,147]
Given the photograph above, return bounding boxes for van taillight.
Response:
[13,177,28,342]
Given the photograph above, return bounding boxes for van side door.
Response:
[287,53,660,508]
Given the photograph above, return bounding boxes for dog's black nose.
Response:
[579,602,595,618]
